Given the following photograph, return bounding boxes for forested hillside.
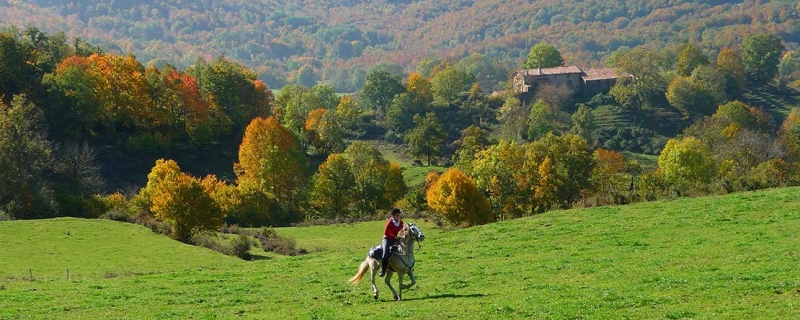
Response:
[1,0,798,92]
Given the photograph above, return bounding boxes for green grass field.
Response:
[2,187,800,319]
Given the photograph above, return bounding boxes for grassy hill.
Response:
[2,187,800,318]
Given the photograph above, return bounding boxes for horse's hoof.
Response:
[394,295,400,301]
[373,295,378,300]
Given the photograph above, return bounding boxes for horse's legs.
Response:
[396,271,404,301]
[369,259,379,300]
[401,270,416,290]
[384,271,399,301]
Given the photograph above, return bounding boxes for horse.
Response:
[348,222,425,301]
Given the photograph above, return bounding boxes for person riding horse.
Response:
[380,208,403,277]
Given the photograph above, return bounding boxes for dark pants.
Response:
[381,237,394,272]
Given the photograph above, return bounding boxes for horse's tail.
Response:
[347,258,369,285]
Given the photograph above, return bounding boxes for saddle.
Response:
[368,243,399,260]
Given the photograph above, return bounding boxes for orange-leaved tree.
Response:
[235,116,307,215]
[426,168,492,227]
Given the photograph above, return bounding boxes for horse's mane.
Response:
[396,223,410,239]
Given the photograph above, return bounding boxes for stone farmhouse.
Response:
[512,66,624,103]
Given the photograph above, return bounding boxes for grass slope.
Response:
[2,188,800,319]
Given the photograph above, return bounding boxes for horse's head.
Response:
[406,222,424,242]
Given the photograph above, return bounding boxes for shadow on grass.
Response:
[403,293,488,301]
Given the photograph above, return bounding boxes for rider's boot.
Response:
[379,259,387,277]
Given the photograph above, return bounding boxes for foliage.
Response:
[0,95,56,219]
[658,136,717,189]
[716,48,746,99]
[741,33,786,85]
[404,112,446,166]
[359,70,404,114]
[426,168,492,226]
[310,154,356,219]
[145,159,225,242]
[453,125,491,173]
[676,43,709,77]
[343,141,407,217]
[430,66,474,104]
[610,47,668,110]
[521,43,564,69]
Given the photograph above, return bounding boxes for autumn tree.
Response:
[591,148,628,204]
[521,43,564,69]
[404,112,446,166]
[498,95,528,142]
[41,56,103,140]
[716,48,746,98]
[235,116,308,216]
[145,159,224,242]
[741,33,785,84]
[470,140,527,219]
[426,168,493,226]
[527,133,594,208]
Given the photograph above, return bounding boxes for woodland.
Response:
[2,1,800,258]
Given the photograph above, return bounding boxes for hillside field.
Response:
[2,187,800,319]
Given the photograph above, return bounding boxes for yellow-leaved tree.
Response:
[235,116,307,217]
[426,168,492,227]
[144,159,224,242]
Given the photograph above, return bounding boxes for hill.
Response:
[1,1,797,91]
[1,187,799,318]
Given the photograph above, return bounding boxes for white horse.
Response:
[348,222,425,301]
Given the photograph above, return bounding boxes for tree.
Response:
[359,70,404,115]
[406,72,433,106]
[658,136,717,187]
[41,56,103,140]
[430,66,473,104]
[676,43,710,77]
[716,48,746,98]
[147,160,224,242]
[570,104,596,146]
[528,99,559,141]
[527,133,594,208]
[310,154,356,219]
[426,168,493,226]
[235,116,308,214]
[187,57,273,133]
[274,84,319,137]
[404,113,446,166]
[521,43,564,69]
[470,140,527,219]
[0,95,56,218]
[453,125,491,173]
[609,47,667,109]
[741,33,786,84]
[498,95,527,142]
[344,141,407,217]
[296,64,317,87]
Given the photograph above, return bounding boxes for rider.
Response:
[379,208,404,277]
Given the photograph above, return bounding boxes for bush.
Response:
[190,232,255,261]
[255,228,307,256]
[229,234,254,260]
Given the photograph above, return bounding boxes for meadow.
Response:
[1,187,800,319]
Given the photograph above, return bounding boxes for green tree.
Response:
[359,70,404,115]
[470,140,527,220]
[404,112,446,166]
[498,95,527,142]
[676,43,710,77]
[527,133,594,208]
[310,153,356,219]
[296,64,317,87]
[453,125,491,173]
[570,104,597,146]
[521,43,564,69]
[0,95,56,218]
[344,141,406,217]
[430,66,474,104]
[609,47,667,109]
[741,33,786,84]
[658,136,717,187]
[528,99,559,141]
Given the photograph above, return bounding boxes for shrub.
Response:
[229,234,254,260]
[256,228,307,256]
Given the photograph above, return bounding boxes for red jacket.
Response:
[383,218,404,240]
